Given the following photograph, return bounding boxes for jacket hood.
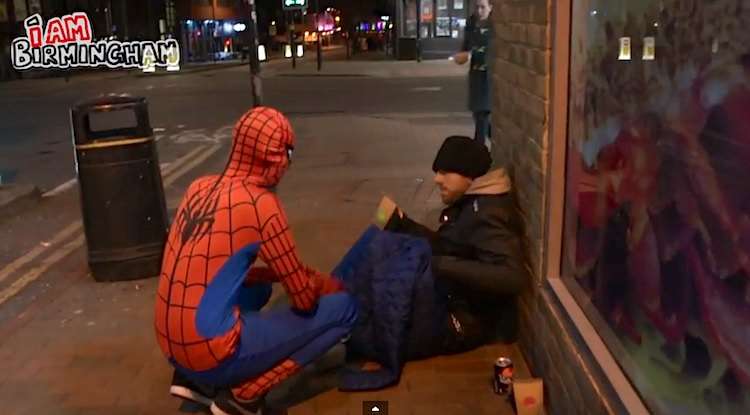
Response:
[222,107,295,187]
[466,168,511,196]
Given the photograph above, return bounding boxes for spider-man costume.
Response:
[154,107,357,403]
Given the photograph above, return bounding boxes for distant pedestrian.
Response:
[453,0,494,145]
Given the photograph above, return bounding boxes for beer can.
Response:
[492,357,514,395]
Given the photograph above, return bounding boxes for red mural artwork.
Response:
[567,0,750,413]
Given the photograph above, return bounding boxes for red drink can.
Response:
[493,357,514,395]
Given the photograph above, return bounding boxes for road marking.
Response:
[0,235,86,305]
[0,144,216,306]
[168,124,233,144]
[0,221,81,285]
[42,162,172,198]
[162,147,206,177]
[410,86,443,92]
[163,145,222,187]
[42,179,77,198]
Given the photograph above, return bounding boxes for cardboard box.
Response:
[513,378,544,415]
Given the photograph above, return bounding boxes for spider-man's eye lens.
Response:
[287,148,294,160]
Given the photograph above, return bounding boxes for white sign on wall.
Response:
[643,37,655,61]
[618,37,631,61]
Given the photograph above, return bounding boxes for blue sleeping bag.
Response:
[333,226,448,390]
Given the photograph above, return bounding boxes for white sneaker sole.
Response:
[210,402,232,415]
[210,400,263,415]
[170,385,213,407]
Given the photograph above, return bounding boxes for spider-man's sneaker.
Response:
[210,390,265,415]
[169,369,217,407]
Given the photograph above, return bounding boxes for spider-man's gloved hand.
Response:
[243,266,277,284]
[308,267,345,296]
[289,267,345,317]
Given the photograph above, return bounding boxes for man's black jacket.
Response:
[386,169,528,342]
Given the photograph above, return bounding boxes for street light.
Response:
[245,0,262,106]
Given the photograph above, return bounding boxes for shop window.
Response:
[402,0,469,41]
[453,18,466,39]
[563,1,750,413]
[402,0,417,38]
[420,1,434,39]
[436,0,451,37]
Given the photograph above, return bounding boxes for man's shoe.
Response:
[210,389,265,415]
[169,369,217,407]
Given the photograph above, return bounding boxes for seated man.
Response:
[154,107,356,415]
[382,135,528,353]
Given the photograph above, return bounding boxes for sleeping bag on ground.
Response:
[333,226,448,390]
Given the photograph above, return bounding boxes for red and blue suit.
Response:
[154,107,357,401]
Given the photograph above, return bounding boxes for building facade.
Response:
[174,0,250,62]
[395,0,472,60]
[489,0,750,413]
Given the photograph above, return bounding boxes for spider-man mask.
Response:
[224,107,296,187]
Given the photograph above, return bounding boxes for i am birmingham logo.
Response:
[11,12,180,72]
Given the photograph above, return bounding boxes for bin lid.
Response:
[71,94,152,145]
[72,94,147,114]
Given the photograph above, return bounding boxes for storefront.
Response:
[489,0,750,413]
[176,0,249,62]
[180,18,250,62]
[396,0,471,59]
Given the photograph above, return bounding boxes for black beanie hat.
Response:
[432,136,492,179]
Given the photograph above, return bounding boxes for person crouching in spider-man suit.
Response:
[154,107,357,415]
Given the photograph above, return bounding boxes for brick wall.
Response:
[489,1,624,413]
[490,0,549,278]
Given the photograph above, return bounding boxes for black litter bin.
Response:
[71,95,168,282]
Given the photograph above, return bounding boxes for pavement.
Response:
[0,112,530,414]
[0,57,534,414]
[266,56,467,78]
[0,184,39,219]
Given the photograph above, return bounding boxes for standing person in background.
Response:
[453,0,494,145]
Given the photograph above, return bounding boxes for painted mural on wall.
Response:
[564,0,750,413]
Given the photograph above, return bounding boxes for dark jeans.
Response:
[174,289,357,388]
[441,303,493,355]
[473,111,491,143]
